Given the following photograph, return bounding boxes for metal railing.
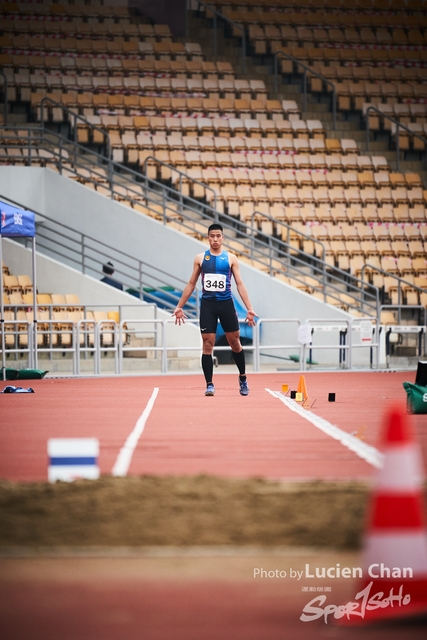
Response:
[3,315,398,375]
[364,104,427,172]
[142,154,218,212]
[253,318,303,371]
[191,0,247,73]
[40,97,111,164]
[273,50,337,130]
[380,310,426,366]
[361,264,427,326]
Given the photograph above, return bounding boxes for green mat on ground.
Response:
[4,369,48,380]
[403,381,427,414]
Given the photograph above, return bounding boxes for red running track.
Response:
[1,371,427,640]
[1,371,426,483]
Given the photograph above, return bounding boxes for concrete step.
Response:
[324,121,363,133]
[303,106,335,118]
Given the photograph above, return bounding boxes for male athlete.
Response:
[172,224,257,396]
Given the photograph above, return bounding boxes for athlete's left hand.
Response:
[172,308,188,325]
[245,309,258,327]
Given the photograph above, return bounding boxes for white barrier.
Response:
[47,438,99,482]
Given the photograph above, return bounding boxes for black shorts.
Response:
[199,297,240,334]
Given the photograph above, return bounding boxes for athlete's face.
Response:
[208,230,223,253]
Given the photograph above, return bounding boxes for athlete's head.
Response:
[207,223,223,252]
[208,223,223,235]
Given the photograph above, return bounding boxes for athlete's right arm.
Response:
[172,254,202,325]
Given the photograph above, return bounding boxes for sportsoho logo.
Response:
[300,581,411,624]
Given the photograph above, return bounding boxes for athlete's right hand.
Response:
[172,308,188,325]
[245,309,258,327]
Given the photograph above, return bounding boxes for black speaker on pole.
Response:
[415,361,427,386]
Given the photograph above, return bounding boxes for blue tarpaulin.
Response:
[1,201,36,237]
[1,201,37,380]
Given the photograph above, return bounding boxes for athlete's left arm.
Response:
[230,254,258,327]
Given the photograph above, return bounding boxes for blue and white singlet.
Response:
[200,250,232,300]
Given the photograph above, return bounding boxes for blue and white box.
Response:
[48,438,100,482]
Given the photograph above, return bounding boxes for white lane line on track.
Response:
[112,387,159,477]
[266,389,384,469]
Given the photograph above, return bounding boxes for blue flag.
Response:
[0,201,36,237]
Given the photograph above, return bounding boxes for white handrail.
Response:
[3,317,422,375]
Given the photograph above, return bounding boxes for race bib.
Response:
[203,273,226,292]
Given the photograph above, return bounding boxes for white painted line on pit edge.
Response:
[266,389,384,469]
[112,387,159,477]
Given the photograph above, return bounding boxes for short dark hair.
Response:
[102,261,114,276]
[208,223,223,234]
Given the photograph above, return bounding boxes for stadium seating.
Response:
[1,0,426,318]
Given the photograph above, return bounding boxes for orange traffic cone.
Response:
[342,403,427,624]
[296,375,309,403]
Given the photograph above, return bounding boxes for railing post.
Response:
[161,320,168,373]
[302,70,307,113]
[253,320,260,372]
[73,112,77,165]
[274,52,278,94]
[366,107,371,152]
[241,27,246,74]
[348,320,352,371]
[95,323,100,375]
[332,86,337,131]
[213,11,217,59]
[396,121,400,173]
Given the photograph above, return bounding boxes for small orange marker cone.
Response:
[354,426,366,441]
[296,375,309,402]
[340,403,427,624]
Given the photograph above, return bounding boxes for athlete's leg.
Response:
[225,331,246,376]
[226,331,249,395]
[201,333,216,385]
[219,300,249,394]
[219,300,241,358]
[200,298,217,392]
[225,330,242,355]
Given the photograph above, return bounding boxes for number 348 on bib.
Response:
[203,274,226,290]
